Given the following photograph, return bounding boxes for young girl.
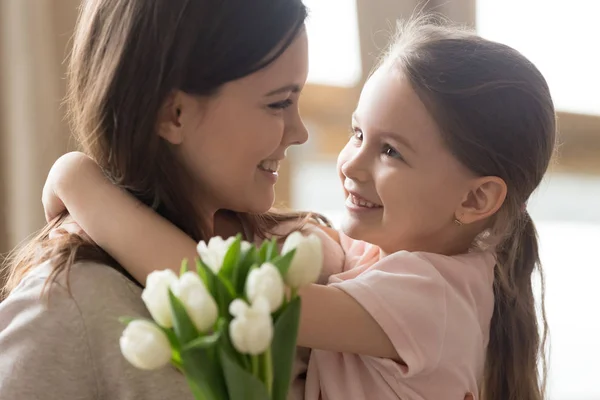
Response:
[43,17,553,400]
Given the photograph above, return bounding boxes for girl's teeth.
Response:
[351,195,379,208]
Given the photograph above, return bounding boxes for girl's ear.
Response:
[455,176,507,224]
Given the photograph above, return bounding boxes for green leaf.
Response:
[221,349,270,400]
[258,240,269,263]
[158,326,180,351]
[183,330,221,351]
[266,237,279,261]
[219,236,241,281]
[217,274,236,299]
[271,248,296,278]
[196,258,235,318]
[233,247,257,294]
[168,290,199,345]
[180,258,189,276]
[168,291,229,399]
[271,296,302,400]
[185,378,210,400]
[215,277,235,318]
[196,258,214,293]
[181,346,228,400]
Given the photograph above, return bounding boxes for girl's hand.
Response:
[42,152,95,222]
[48,215,91,242]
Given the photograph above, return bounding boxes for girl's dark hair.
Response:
[384,15,555,400]
[3,0,318,296]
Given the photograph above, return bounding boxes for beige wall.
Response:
[0,0,79,263]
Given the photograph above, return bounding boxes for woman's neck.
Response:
[213,210,247,240]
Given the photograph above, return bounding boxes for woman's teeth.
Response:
[258,160,280,173]
[350,194,381,209]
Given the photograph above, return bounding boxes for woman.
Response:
[0,0,312,398]
[0,1,476,399]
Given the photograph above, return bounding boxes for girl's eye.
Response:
[268,99,293,110]
[383,144,404,161]
[350,127,363,141]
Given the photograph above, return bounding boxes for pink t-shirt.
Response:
[304,233,496,400]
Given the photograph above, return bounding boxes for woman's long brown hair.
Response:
[2,0,316,298]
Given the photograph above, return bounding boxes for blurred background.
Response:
[0,0,598,398]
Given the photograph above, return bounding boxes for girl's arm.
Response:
[43,152,198,285]
[316,225,340,245]
[297,283,398,359]
[44,152,399,360]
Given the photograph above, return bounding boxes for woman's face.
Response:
[165,30,309,216]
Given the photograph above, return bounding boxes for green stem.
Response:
[241,354,251,371]
[251,354,260,380]
[172,360,184,373]
[171,352,183,372]
[290,287,298,300]
[261,347,273,397]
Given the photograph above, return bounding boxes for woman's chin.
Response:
[239,192,275,215]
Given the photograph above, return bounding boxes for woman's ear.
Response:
[157,91,186,145]
[455,176,507,225]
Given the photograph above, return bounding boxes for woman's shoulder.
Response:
[0,261,99,398]
[25,258,139,291]
[5,259,146,322]
[0,262,193,400]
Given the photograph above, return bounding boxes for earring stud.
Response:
[453,218,463,226]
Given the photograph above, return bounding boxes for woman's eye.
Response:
[268,99,293,110]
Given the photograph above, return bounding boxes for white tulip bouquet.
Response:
[119,232,323,400]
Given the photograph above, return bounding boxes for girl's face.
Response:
[337,66,478,255]
[165,30,310,217]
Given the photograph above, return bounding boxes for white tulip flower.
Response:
[228,297,273,355]
[120,320,172,370]
[141,269,178,328]
[197,236,252,273]
[245,263,284,312]
[240,240,252,253]
[171,272,218,332]
[281,231,323,289]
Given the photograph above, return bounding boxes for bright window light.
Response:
[477,0,600,116]
[304,0,362,87]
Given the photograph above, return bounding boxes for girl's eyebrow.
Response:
[352,112,417,153]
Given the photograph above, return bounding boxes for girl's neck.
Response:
[378,235,473,258]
